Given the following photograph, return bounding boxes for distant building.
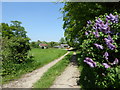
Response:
[54,44,70,49]
[53,46,61,48]
[60,44,69,48]
[39,43,48,49]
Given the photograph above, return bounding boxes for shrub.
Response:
[1,21,31,76]
[79,12,120,88]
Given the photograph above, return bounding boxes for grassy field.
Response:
[2,48,67,84]
[33,51,73,88]
[29,48,68,68]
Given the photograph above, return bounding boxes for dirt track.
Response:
[2,52,70,88]
[50,52,80,88]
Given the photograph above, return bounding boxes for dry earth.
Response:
[50,52,80,88]
[2,52,70,88]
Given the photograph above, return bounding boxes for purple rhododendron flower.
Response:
[106,14,119,23]
[93,30,99,38]
[100,22,111,34]
[85,57,93,62]
[102,63,111,68]
[112,58,119,65]
[108,35,114,43]
[104,35,116,50]
[85,31,89,35]
[95,18,103,24]
[107,43,116,50]
[85,31,91,35]
[93,18,103,30]
[84,57,96,68]
[94,18,111,34]
[94,43,103,49]
[104,38,111,44]
[116,32,120,36]
[93,26,97,30]
[103,52,109,60]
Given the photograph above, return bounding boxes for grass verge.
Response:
[33,51,73,88]
[2,48,67,84]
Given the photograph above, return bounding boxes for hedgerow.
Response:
[79,12,120,88]
[2,21,31,77]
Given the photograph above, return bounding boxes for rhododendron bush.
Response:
[79,12,120,88]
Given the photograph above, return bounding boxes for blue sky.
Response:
[2,2,65,42]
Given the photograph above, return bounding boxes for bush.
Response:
[79,12,120,88]
[2,21,31,76]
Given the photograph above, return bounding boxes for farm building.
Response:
[39,43,48,49]
[54,44,70,49]
[60,44,69,48]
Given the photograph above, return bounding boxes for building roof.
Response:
[39,43,48,46]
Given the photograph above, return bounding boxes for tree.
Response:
[2,23,14,38]
[62,2,120,48]
[59,37,66,44]
[61,2,120,88]
[30,41,38,48]
[2,21,31,77]
[10,21,27,38]
[48,41,58,47]
[2,21,30,64]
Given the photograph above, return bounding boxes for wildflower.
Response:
[108,35,114,43]
[112,58,119,65]
[84,57,96,68]
[94,43,103,49]
[94,18,111,34]
[107,43,116,50]
[106,14,119,23]
[93,30,99,38]
[104,38,112,44]
[103,52,109,60]
[85,31,88,35]
[104,36,116,50]
[100,22,111,34]
[116,32,120,36]
[102,63,111,68]
[95,18,103,24]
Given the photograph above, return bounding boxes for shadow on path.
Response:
[50,52,80,88]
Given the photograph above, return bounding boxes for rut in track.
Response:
[2,52,70,88]
[50,52,80,88]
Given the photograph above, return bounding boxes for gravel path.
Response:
[2,52,70,88]
[50,52,80,88]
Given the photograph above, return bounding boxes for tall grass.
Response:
[2,48,67,84]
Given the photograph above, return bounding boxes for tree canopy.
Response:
[62,2,120,48]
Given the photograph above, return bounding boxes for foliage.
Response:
[62,3,120,88]
[2,21,31,77]
[59,37,66,44]
[62,2,120,48]
[30,41,40,48]
[78,12,120,88]
[48,41,59,47]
